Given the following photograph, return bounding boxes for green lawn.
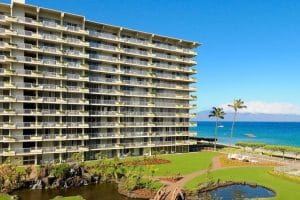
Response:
[185,167,300,199]
[0,194,12,200]
[145,151,219,176]
[51,196,85,200]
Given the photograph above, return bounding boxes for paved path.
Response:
[153,156,222,200]
[152,153,293,200]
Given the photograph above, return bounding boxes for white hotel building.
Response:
[0,0,198,165]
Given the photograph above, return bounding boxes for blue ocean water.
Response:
[191,121,300,147]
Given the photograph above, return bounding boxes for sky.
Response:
[2,0,300,114]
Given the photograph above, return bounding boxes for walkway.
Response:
[152,152,296,200]
[152,156,222,200]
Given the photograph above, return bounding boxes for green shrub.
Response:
[50,163,70,178]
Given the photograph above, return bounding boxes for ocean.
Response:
[191,121,300,147]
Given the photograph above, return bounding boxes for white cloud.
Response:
[220,101,300,115]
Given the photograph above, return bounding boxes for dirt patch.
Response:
[132,188,156,198]
[125,158,170,166]
[159,176,183,183]
[118,186,156,199]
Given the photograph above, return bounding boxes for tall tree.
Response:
[228,99,247,142]
[209,107,225,151]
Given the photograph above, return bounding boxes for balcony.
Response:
[65,48,89,57]
[14,56,40,64]
[15,29,38,38]
[122,100,148,106]
[123,90,148,97]
[90,77,119,84]
[89,143,119,150]
[182,57,197,64]
[122,79,148,86]
[41,20,60,28]
[122,69,149,76]
[122,48,148,56]
[89,54,119,62]
[0,41,12,49]
[122,142,149,148]
[64,25,87,35]
[1,95,86,105]
[64,37,88,46]
[121,37,149,46]
[63,61,87,69]
[40,33,61,42]
[41,46,60,54]
[13,16,39,26]
[122,111,149,116]
[89,122,116,127]
[89,132,119,139]
[121,59,149,66]
[152,141,176,147]
[89,99,118,105]
[0,121,194,129]
[90,111,118,116]
[90,65,118,73]
[0,14,9,22]
[0,68,15,75]
[154,53,179,61]
[89,42,117,51]
[88,30,118,40]
[122,122,149,127]
[89,88,119,95]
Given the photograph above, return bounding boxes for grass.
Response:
[184,167,300,199]
[0,194,12,200]
[144,151,219,176]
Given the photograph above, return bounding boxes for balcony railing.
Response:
[121,37,149,45]
[90,111,118,116]
[90,77,119,83]
[121,59,148,66]
[122,80,148,86]
[16,29,36,37]
[89,99,117,105]
[123,48,148,55]
[89,30,118,40]
[89,122,116,127]
[123,90,148,96]
[90,65,117,73]
[122,100,147,106]
[122,69,148,76]
[89,88,118,94]
[89,54,118,62]
[41,33,60,41]
[89,42,117,51]
[41,20,59,28]
[153,43,177,51]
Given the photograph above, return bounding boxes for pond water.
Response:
[198,184,276,200]
[12,183,143,200]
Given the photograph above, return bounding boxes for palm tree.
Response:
[209,107,225,151]
[228,99,247,143]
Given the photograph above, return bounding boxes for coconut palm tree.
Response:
[209,107,226,151]
[228,99,247,142]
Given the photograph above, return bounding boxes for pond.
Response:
[198,184,276,200]
[12,183,143,200]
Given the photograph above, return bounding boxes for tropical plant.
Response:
[208,107,226,151]
[50,163,70,179]
[228,99,247,142]
[70,152,84,163]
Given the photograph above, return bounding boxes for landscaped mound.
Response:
[124,157,170,166]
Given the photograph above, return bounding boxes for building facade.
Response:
[0,1,198,165]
